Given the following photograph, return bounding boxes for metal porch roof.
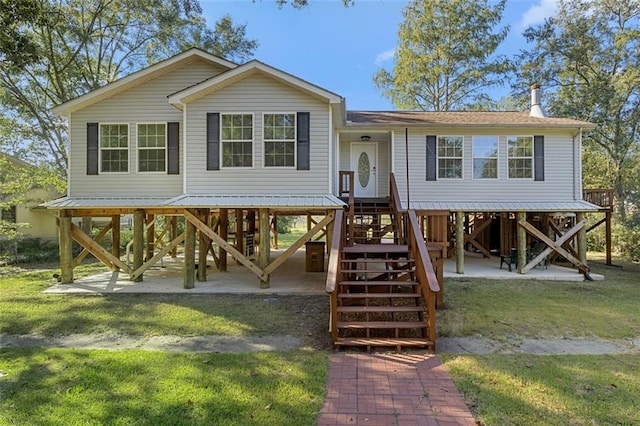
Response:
[165,194,346,209]
[406,200,601,212]
[43,197,170,209]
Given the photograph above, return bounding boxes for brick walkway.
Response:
[318,352,476,426]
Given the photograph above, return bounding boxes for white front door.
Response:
[350,143,377,198]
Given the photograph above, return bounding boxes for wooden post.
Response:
[133,210,145,282]
[271,214,279,249]
[59,211,74,283]
[605,211,612,266]
[259,208,271,288]
[576,212,587,266]
[145,214,155,261]
[326,212,334,261]
[455,211,464,274]
[184,209,196,289]
[197,209,208,282]
[516,211,527,273]
[170,216,178,258]
[219,208,228,272]
[235,208,244,262]
[111,215,120,270]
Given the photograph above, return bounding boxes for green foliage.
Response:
[0,348,328,426]
[0,0,43,67]
[373,0,511,111]
[613,213,640,261]
[0,238,59,265]
[0,0,258,181]
[276,216,295,234]
[513,0,640,218]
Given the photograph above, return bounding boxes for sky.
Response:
[200,0,559,111]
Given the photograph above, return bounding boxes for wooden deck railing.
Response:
[389,173,406,244]
[407,210,440,347]
[325,209,344,343]
[583,189,614,210]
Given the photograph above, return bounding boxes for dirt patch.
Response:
[0,333,307,353]
[438,336,640,355]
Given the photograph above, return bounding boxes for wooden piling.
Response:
[259,208,271,288]
[184,209,196,289]
[59,211,73,283]
[133,210,144,282]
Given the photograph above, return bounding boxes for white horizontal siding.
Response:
[392,128,578,204]
[185,74,331,195]
[68,59,226,197]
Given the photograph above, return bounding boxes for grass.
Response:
[0,264,329,339]
[438,255,640,425]
[438,258,640,340]
[0,348,328,426]
[443,353,640,425]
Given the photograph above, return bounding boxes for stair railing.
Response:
[389,173,405,244]
[338,171,355,245]
[325,209,345,343]
[407,209,440,348]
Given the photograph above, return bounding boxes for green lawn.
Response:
[0,348,328,426]
[439,256,640,425]
[2,254,640,425]
[438,258,640,340]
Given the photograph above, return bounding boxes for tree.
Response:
[0,0,43,67]
[373,0,511,111]
[513,0,640,219]
[0,0,258,178]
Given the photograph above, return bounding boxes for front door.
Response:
[350,143,377,198]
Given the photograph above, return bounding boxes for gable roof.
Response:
[52,48,237,116]
[167,60,343,107]
[346,111,597,130]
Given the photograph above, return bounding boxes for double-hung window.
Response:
[472,136,498,179]
[100,124,129,173]
[221,114,253,167]
[264,113,295,167]
[138,123,166,172]
[508,136,533,178]
[437,136,463,179]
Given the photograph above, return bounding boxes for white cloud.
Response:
[519,0,558,29]
[374,48,396,65]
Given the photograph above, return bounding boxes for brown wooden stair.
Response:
[333,244,434,350]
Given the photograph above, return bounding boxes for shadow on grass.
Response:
[443,353,640,425]
[0,347,328,425]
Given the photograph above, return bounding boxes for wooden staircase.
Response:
[334,243,435,350]
[328,173,440,351]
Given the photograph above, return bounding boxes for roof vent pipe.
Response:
[530,84,546,118]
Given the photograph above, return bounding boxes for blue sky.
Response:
[201,0,558,110]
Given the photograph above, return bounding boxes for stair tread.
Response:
[337,321,427,329]
[339,280,418,285]
[334,337,433,347]
[338,293,422,298]
[342,244,409,254]
[337,306,424,313]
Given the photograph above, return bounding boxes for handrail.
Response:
[407,210,440,293]
[325,209,344,344]
[325,209,344,294]
[338,171,354,245]
[389,173,405,244]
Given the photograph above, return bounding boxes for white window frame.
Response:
[472,135,499,180]
[220,113,254,169]
[437,135,464,180]
[136,122,167,173]
[507,135,534,180]
[262,112,296,169]
[99,123,129,174]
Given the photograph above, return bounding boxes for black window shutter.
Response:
[167,122,179,175]
[426,135,437,181]
[206,113,220,170]
[534,135,544,181]
[87,123,99,175]
[297,112,310,170]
